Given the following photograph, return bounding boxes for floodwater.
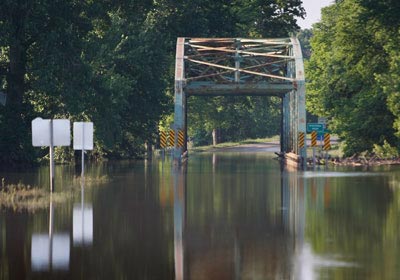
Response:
[1,150,400,279]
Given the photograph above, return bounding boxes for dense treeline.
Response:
[307,0,400,156]
[0,0,305,164]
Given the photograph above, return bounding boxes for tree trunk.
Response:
[212,128,219,146]
[0,10,28,164]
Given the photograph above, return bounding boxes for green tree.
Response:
[0,0,306,164]
[306,1,397,155]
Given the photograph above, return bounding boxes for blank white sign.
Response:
[32,118,70,147]
[73,122,93,150]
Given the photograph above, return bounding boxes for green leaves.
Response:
[0,0,306,163]
[306,0,400,156]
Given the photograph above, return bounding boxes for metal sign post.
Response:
[81,124,85,180]
[73,122,94,182]
[49,120,55,192]
[32,118,70,192]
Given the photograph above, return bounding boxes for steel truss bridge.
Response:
[173,37,306,166]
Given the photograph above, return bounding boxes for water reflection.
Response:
[284,168,357,279]
[172,159,295,279]
[173,167,185,280]
[31,198,70,271]
[172,157,358,279]
[30,181,94,273]
[73,183,93,246]
[1,154,400,279]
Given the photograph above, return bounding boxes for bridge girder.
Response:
[173,37,306,166]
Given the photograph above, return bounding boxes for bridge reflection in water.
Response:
[169,154,348,280]
[171,157,302,279]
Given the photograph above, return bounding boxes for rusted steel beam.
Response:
[186,58,294,82]
[188,44,293,59]
[186,82,293,96]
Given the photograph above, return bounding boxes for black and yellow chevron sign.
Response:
[298,132,305,148]
[159,131,167,148]
[323,133,331,150]
[177,130,185,147]
[169,130,175,147]
[311,131,317,147]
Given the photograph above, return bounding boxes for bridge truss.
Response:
[173,37,306,165]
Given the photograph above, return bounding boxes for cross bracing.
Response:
[173,37,306,167]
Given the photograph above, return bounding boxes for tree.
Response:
[306,1,397,155]
[0,0,306,164]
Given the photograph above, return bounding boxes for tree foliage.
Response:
[0,0,305,164]
[306,0,400,155]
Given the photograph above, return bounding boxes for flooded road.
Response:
[1,151,400,279]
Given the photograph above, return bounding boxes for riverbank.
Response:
[330,155,400,166]
[189,138,400,167]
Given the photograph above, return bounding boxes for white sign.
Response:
[73,204,93,246]
[73,122,93,150]
[31,234,70,271]
[32,118,70,147]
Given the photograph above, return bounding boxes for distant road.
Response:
[196,142,280,153]
[193,136,339,153]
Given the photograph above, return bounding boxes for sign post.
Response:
[32,118,70,192]
[73,122,93,182]
[49,120,54,192]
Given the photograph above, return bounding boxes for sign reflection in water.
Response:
[31,198,70,271]
[73,182,93,246]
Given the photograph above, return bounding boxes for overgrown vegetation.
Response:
[0,175,109,212]
[0,182,71,212]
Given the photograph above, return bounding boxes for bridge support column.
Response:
[281,38,307,168]
[174,38,187,163]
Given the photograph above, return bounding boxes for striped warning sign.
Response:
[159,131,167,148]
[311,131,317,147]
[323,133,331,150]
[169,130,175,147]
[177,130,185,147]
[298,132,305,148]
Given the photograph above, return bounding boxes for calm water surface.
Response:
[1,152,400,279]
